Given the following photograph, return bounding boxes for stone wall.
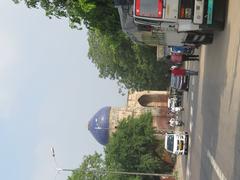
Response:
[109,91,170,134]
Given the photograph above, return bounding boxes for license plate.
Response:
[178,141,183,150]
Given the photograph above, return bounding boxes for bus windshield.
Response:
[135,0,162,18]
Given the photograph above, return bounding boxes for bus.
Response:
[133,0,226,46]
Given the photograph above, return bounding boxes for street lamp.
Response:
[51,147,74,173]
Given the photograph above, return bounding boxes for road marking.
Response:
[192,77,195,85]
[191,91,194,101]
[207,150,227,180]
[189,121,193,133]
[190,106,193,117]
[186,145,191,180]
[186,165,191,180]
[198,135,202,143]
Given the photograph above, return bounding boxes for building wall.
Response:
[109,91,170,134]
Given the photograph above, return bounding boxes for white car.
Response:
[168,97,183,113]
[164,132,189,155]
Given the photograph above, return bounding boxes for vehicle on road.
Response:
[168,96,183,113]
[169,87,183,96]
[132,0,226,46]
[168,117,184,127]
[165,131,189,155]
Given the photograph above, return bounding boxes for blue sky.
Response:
[0,1,126,180]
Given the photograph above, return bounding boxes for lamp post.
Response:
[51,147,75,174]
[51,147,174,178]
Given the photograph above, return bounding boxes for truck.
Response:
[132,0,227,46]
[164,131,189,155]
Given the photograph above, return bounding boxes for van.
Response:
[164,132,189,155]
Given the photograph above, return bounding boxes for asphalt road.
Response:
[181,0,240,180]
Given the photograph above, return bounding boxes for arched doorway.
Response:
[138,94,168,107]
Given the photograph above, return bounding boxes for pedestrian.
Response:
[170,66,198,76]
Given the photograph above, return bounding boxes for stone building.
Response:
[88,91,170,145]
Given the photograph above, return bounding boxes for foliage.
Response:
[13,0,170,91]
[13,0,121,33]
[67,113,173,180]
[104,113,172,180]
[67,152,106,180]
[88,29,171,91]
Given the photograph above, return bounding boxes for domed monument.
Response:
[88,91,170,145]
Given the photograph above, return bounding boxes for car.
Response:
[168,97,183,113]
[164,132,189,155]
[169,87,183,97]
[170,74,189,91]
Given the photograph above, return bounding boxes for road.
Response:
[181,0,240,180]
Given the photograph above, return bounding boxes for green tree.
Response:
[104,113,173,180]
[88,29,171,91]
[13,0,121,34]
[14,0,171,91]
[67,152,106,180]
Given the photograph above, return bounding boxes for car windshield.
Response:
[167,135,174,152]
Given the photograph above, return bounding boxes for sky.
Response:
[0,1,126,180]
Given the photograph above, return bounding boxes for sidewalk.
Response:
[173,127,184,180]
[174,155,184,180]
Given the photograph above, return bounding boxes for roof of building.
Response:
[88,106,111,145]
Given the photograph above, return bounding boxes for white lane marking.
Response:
[186,142,191,180]
[190,106,193,117]
[191,91,194,101]
[186,165,191,180]
[192,77,195,85]
[207,151,227,180]
[198,135,202,143]
[189,121,193,133]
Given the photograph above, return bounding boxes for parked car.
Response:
[168,97,183,113]
[169,87,183,97]
[164,132,189,155]
[170,74,189,91]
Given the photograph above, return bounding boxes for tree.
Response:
[14,0,171,91]
[13,0,121,34]
[104,113,173,180]
[88,29,171,91]
[67,152,106,180]
[67,114,174,180]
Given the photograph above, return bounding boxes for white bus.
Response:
[133,0,226,46]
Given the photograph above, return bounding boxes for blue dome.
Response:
[88,107,111,145]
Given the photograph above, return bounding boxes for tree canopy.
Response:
[68,113,173,180]
[13,0,121,34]
[104,113,172,180]
[88,29,171,91]
[14,0,171,91]
[67,152,106,180]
